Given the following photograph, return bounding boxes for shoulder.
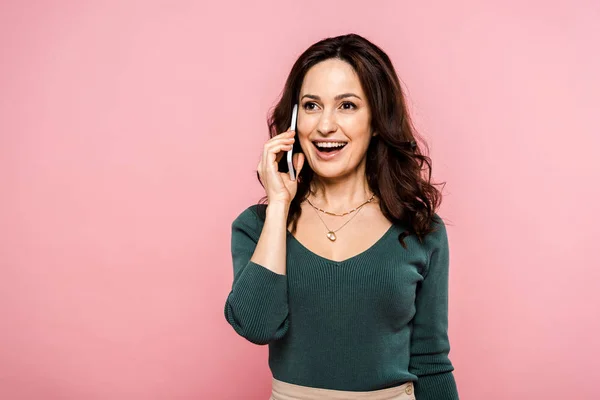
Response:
[231,203,268,238]
[423,212,449,252]
[233,203,268,221]
[430,212,448,238]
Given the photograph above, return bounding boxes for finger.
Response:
[266,138,295,149]
[257,160,265,187]
[265,143,293,171]
[271,129,296,141]
[265,138,294,162]
[289,153,304,182]
[275,145,292,163]
[267,136,295,149]
[267,145,293,184]
[259,132,295,184]
[294,152,305,174]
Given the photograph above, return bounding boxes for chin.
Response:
[311,165,351,179]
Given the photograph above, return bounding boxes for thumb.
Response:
[294,153,305,175]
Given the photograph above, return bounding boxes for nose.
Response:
[316,110,337,135]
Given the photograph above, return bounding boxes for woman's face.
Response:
[297,58,374,179]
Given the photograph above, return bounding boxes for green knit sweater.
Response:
[224,204,459,400]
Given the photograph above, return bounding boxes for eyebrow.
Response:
[300,93,362,101]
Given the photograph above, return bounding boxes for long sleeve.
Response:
[408,216,459,400]
[223,205,290,345]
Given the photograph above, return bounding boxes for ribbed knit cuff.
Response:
[225,261,289,345]
[414,371,459,400]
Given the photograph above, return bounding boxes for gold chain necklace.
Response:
[306,194,376,241]
[306,194,376,216]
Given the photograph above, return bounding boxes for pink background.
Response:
[1,1,599,399]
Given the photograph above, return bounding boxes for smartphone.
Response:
[286,104,299,181]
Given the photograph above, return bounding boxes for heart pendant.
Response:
[326,231,337,241]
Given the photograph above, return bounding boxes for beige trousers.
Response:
[269,377,416,400]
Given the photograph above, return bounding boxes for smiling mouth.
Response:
[312,142,348,159]
[312,142,348,152]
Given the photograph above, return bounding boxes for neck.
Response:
[307,175,374,213]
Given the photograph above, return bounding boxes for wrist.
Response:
[266,201,290,216]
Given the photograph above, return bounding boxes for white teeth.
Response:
[314,142,347,148]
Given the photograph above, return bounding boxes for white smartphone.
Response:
[286,104,298,181]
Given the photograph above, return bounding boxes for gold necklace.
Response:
[306,194,375,241]
[306,194,376,216]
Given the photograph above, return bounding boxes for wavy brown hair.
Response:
[255,33,446,248]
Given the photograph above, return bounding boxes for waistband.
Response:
[270,377,415,400]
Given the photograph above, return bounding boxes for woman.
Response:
[224,33,459,400]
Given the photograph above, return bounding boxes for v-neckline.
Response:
[286,223,396,265]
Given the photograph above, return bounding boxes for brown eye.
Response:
[341,102,357,110]
[303,102,317,111]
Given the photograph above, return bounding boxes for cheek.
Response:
[296,115,315,133]
[340,125,372,146]
[340,112,370,132]
[297,131,312,150]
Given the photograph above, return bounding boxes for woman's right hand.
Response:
[257,129,305,206]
